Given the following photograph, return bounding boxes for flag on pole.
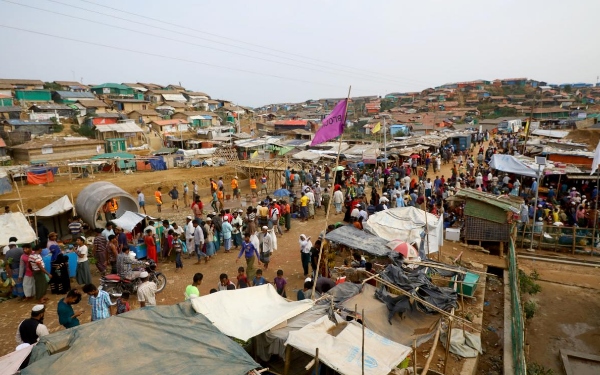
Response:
[311,99,348,146]
[251,151,258,159]
[372,122,381,134]
[524,119,530,134]
[590,142,600,175]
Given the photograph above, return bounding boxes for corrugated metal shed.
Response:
[95,122,143,133]
[54,91,95,99]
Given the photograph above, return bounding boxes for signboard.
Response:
[41,147,54,154]
[102,87,111,94]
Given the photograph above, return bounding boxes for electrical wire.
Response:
[44,0,435,87]
[1,0,419,88]
[0,23,385,96]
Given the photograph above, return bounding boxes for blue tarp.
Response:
[26,167,59,175]
[42,252,77,278]
[0,176,12,195]
[148,156,167,171]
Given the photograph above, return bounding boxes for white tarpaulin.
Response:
[178,148,217,157]
[0,213,37,247]
[0,345,33,375]
[490,154,541,178]
[531,129,569,138]
[191,284,312,341]
[364,207,443,253]
[285,315,411,375]
[35,195,73,217]
[111,211,148,232]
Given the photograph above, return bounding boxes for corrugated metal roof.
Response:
[454,188,522,213]
[0,106,22,112]
[161,93,187,102]
[54,91,95,99]
[5,119,53,126]
[95,122,143,133]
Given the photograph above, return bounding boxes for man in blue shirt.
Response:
[236,234,261,280]
[82,283,112,321]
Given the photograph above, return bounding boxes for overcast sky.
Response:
[1,0,599,106]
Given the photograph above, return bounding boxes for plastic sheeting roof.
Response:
[191,284,313,341]
[23,303,259,375]
[364,207,443,254]
[285,314,411,375]
[95,122,143,133]
[0,213,37,247]
[325,225,391,257]
[489,154,541,178]
[35,195,73,217]
[111,211,147,232]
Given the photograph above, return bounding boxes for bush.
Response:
[527,362,554,375]
[524,300,537,320]
[519,269,542,295]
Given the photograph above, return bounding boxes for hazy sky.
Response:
[1,0,599,106]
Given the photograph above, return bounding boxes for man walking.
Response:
[83,283,112,321]
[168,185,179,211]
[193,219,205,264]
[237,234,261,281]
[137,271,157,307]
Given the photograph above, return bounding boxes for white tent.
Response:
[35,195,73,217]
[0,345,33,375]
[191,284,312,341]
[285,315,411,375]
[364,207,443,254]
[0,213,37,247]
[33,195,74,239]
[490,154,542,178]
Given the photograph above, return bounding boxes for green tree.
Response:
[43,82,62,91]
[563,84,572,93]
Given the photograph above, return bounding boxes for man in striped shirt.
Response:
[83,284,112,321]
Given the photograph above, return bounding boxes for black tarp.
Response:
[324,225,391,257]
[23,302,259,375]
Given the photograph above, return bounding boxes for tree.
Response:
[43,82,62,91]
[563,84,572,93]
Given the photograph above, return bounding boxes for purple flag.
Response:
[311,99,347,146]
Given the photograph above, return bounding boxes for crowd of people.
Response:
[7,129,600,356]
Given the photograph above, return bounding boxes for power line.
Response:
[1,0,420,88]
[48,0,435,88]
[0,23,383,96]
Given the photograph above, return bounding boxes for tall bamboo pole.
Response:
[312,86,352,299]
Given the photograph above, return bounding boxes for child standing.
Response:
[252,269,267,286]
[169,232,184,272]
[144,229,157,263]
[274,269,287,298]
[116,292,130,315]
[237,266,249,288]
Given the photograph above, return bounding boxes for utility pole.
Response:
[521,95,537,154]
[383,115,387,168]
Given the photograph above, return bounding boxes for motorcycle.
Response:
[100,259,167,298]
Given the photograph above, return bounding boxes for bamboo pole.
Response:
[283,345,292,375]
[71,192,77,216]
[315,348,320,375]
[13,179,24,213]
[412,339,417,375]
[420,320,442,375]
[401,260,497,277]
[312,86,352,300]
[33,213,39,244]
[362,309,365,375]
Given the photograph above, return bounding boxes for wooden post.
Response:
[33,214,39,244]
[45,167,50,187]
[572,226,576,255]
[283,345,292,375]
[412,339,417,375]
[538,224,544,251]
[499,241,504,258]
[13,180,24,213]
[71,192,77,216]
[68,165,72,182]
[362,309,366,375]
[421,320,442,375]
[314,348,320,375]
[443,317,454,374]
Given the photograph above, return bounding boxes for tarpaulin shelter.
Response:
[364,207,443,254]
[340,284,440,347]
[490,154,542,178]
[33,195,74,239]
[324,225,391,257]
[0,345,33,375]
[0,212,36,247]
[22,303,259,375]
[27,171,53,185]
[0,168,12,195]
[191,284,313,341]
[285,314,412,375]
[111,211,153,232]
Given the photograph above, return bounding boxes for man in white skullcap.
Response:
[137,271,157,307]
[16,304,49,346]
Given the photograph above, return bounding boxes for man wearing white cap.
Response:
[16,305,49,346]
[259,226,273,270]
[137,271,157,307]
[185,216,195,259]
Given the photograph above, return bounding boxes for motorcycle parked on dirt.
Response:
[100,260,167,298]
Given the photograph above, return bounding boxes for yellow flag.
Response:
[372,122,381,134]
[524,119,530,134]
[251,151,258,159]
